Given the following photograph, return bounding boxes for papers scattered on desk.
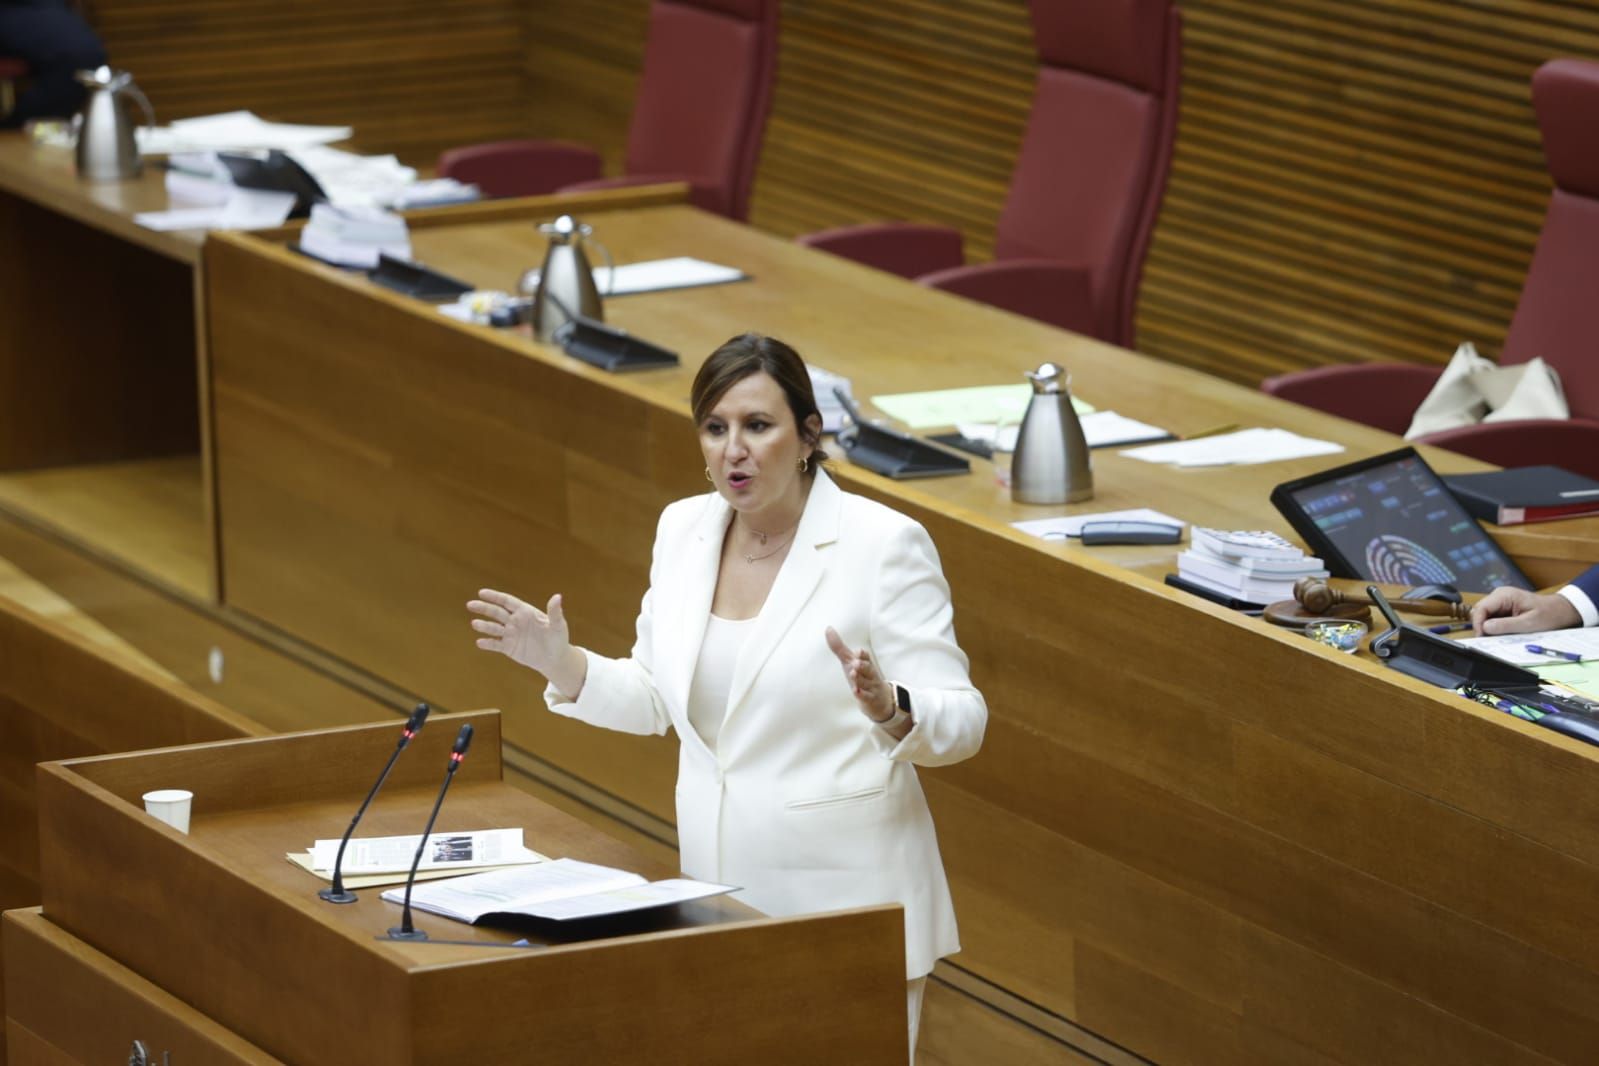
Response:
[1121,428,1343,467]
[307,827,544,877]
[380,857,736,924]
[134,186,296,232]
[958,410,1171,452]
[137,110,351,155]
[297,203,411,268]
[1013,508,1185,540]
[871,384,1092,430]
[1458,628,1599,667]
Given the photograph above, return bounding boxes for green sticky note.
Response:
[869,385,1093,429]
[1535,660,1599,700]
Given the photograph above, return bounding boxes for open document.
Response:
[380,858,737,923]
[295,827,545,881]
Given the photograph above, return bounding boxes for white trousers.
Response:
[907,976,927,1063]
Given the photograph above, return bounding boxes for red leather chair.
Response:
[798,0,1182,347]
[1263,58,1599,480]
[437,0,778,221]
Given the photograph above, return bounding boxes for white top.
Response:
[685,613,756,752]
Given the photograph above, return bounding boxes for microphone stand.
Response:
[388,723,474,942]
[319,702,430,904]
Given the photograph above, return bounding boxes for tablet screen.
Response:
[1271,448,1532,594]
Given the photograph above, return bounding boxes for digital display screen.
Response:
[1276,452,1532,594]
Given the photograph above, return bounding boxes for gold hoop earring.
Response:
[704,466,713,483]
[796,456,808,473]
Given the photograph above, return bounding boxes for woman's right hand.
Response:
[468,589,587,696]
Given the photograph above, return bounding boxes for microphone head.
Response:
[404,702,431,735]
[450,723,474,763]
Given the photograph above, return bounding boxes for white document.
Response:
[1012,508,1185,540]
[310,827,538,876]
[133,206,227,232]
[1458,629,1599,666]
[958,410,1170,452]
[138,110,352,155]
[525,878,735,921]
[134,186,295,233]
[379,857,736,924]
[1120,428,1343,467]
[573,256,745,295]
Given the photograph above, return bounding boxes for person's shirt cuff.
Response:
[1558,584,1599,627]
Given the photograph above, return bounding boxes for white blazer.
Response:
[545,468,987,977]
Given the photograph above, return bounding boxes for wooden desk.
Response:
[0,134,208,595]
[205,205,1599,1064]
[10,711,905,1064]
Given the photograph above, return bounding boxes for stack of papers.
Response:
[1122,428,1343,467]
[297,203,411,268]
[379,857,736,924]
[137,110,351,155]
[287,827,546,889]
[1176,527,1327,605]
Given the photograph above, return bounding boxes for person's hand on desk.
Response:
[1470,586,1581,636]
[469,588,588,699]
[825,627,914,741]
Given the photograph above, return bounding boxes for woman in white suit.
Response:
[468,334,986,1055]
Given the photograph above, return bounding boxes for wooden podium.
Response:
[4,711,907,1064]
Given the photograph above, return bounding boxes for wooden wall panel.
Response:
[521,0,1599,385]
[89,0,532,163]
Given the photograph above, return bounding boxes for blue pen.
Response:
[1526,644,1583,663]
[1429,622,1473,635]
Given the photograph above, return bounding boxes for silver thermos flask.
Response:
[521,215,612,342]
[1010,362,1093,504]
[74,66,154,182]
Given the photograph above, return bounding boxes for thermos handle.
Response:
[588,236,616,296]
[125,83,156,133]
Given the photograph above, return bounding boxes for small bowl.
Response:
[1304,618,1368,654]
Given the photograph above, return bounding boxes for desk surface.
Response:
[205,201,1599,1065]
[0,134,200,264]
[396,203,1599,576]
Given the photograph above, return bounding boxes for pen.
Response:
[1525,644,1583,662]
[1429,621,1473,635]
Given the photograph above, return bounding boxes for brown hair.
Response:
[690,333,827,473]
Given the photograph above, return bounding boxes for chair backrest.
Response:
[1501,58,1599,418]
[625,0,780,221]
[993,0,1181,347]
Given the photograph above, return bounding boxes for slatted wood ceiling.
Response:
[520,0,1599,387]
[88,0,532,163]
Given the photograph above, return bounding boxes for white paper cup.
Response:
[142,789,193,834]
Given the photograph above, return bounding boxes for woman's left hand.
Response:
[825,626,896,723]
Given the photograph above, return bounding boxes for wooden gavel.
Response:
[1293,577,1471,621]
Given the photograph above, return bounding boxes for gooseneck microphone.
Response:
[318,702,431,904]
[387,723,474,941]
